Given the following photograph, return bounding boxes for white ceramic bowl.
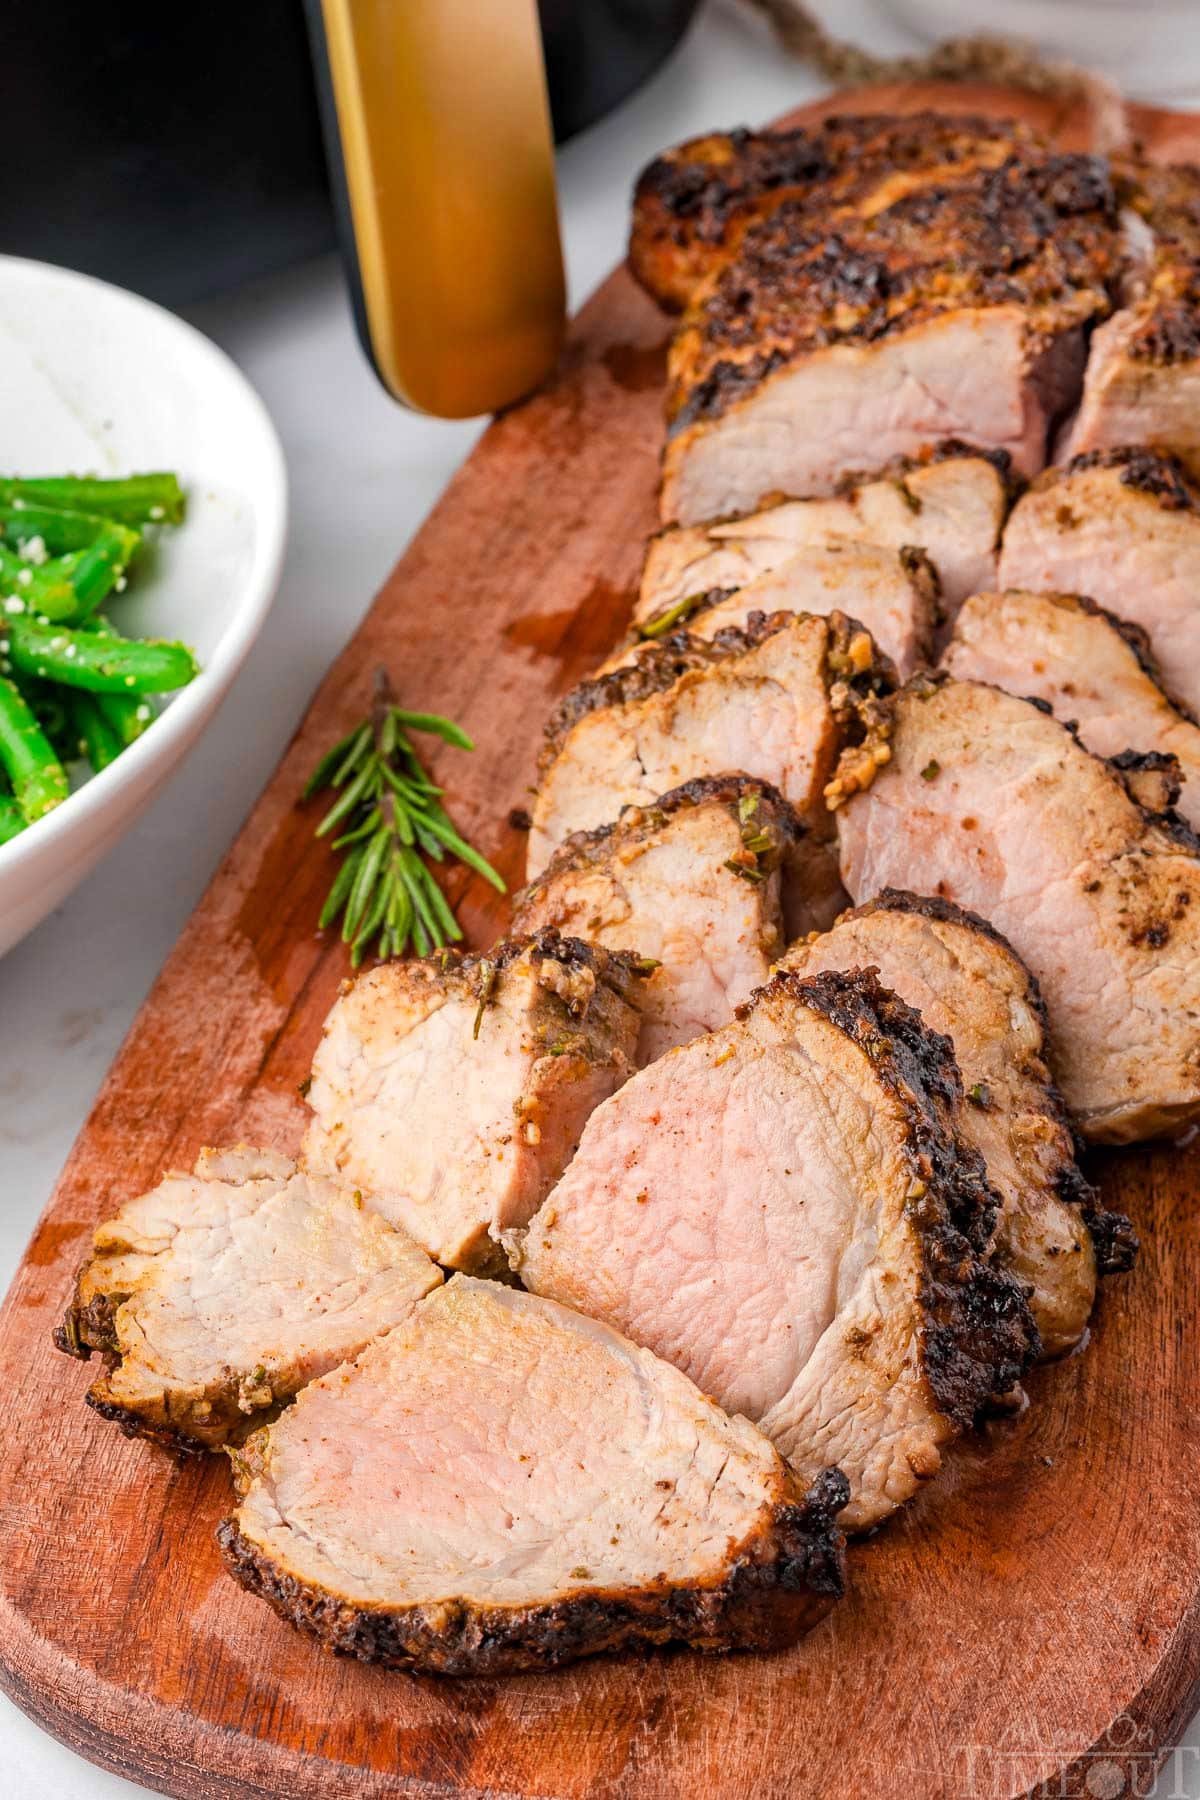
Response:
[0,256,287,957]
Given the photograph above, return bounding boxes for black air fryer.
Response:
[3,1,701,415]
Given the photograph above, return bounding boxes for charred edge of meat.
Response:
[1129,259,1200,364]
[1049,445,1200,512]
[54,1259,118,1360]
[898,544,942,613]
[822,614,899,811]
[667,160,1118,433]
[834,438,1021,502]
[83,1391,213,1458]
[1107,748,1185,815]
[745,967,1040,1414]
[404,928,652,1014]
[849,888,1136,1277]
[1055,1158,1138,1276]
[216,1466,849,1675]
[514,775,806,910]
[539,609,815,770]
[83,1384,281,1458]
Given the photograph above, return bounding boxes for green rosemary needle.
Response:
[305,668,505,966]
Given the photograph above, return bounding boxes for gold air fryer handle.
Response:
[312,0,567,418]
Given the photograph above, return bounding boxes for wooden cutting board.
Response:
[4,81,1200,1800]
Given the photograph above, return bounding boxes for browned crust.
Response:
[514,774,806,917]
[1046,445,1200,512]
[391,927,652,1014]
[629,113,1046,314]
[843,889,1137,1275]
[539,611,792,767]
[667,156,1118,436]
[743,967,1039,1422]
[540,610,897,793]
[836,436,1020,501]
[216,1466,849,1675]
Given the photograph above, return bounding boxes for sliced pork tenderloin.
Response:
[527,609,895,886]
[218,1276,849,1673]
[54,1146,441,1452]
[625,537,937,678]
[630,112,1046,314]
[640,446,1010,625]
[780,893,1135,1357]
[662,158,1118,524]
[513,776,798,1062]
[837,675,1200,1143]
[998,448,1200,715]
[511,968,1037,1534]
[302,931,644,1272]
[1064,160,1200,467]
[944,588,1200,828]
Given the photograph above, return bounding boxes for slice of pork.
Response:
[54,1146,442,1452]
[837,675,1200,1143]
[640,447,1009,625]
[527,609,896,880]
[513,776,798,1062]
[1062,258,1200,470]
[627,538,936,678]
[661,160,1118,523]
[629,112,1046,314]
[218,1276,849,1673]
[780,893,1135,1357]
[302,931,643,1272]
[944,588,1200,829]
[512,968,1037,1534]
[998,448,1200,715]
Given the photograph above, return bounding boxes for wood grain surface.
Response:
[3,83,1200,1800]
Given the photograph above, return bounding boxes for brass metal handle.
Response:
[310,0,567,418]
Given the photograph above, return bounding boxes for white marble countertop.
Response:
[1,3,1196,1793]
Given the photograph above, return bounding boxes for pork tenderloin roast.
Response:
[629,113,1048,314]
[998,449,1200,716]
[780,893,1135,1357]
[302,931,644,1271]
[511,967,1038,1534]
[837,675,1200,1143]
[513,776,798,1062]
[527,609,896,881]
[625,538,937,679]
[55,1146,442,1451]
[218,1276,850,1673]
[661,158,1118,524]
[639,446,1010,626]
[943,588,1200,829]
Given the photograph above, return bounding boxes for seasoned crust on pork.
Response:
[514,967,1037,1533]
[302,929,645,1272]
[54,1146,442,1453]
[217,1277,849,1673]
[837,674,1200,1142]
[998,448,1200,717]
[782,889,1136,1356]
[513,776,802,1061]
[666,158,1118,440]
[943,588,1200,829]
[529,610,897,880]
[629,112,1047,313]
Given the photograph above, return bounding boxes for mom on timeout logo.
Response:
[953,1713,1200,1798]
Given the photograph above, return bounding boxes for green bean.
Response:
[0,473,184,528]
[67,692,124,772]
[0,794,25,844]
[0,678,68,821]
[0,546,79,622]
[87,617,156,747]
[0,503,139,562]
[6,617,198,694]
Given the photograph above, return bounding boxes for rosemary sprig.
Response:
[305,668,505,966]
